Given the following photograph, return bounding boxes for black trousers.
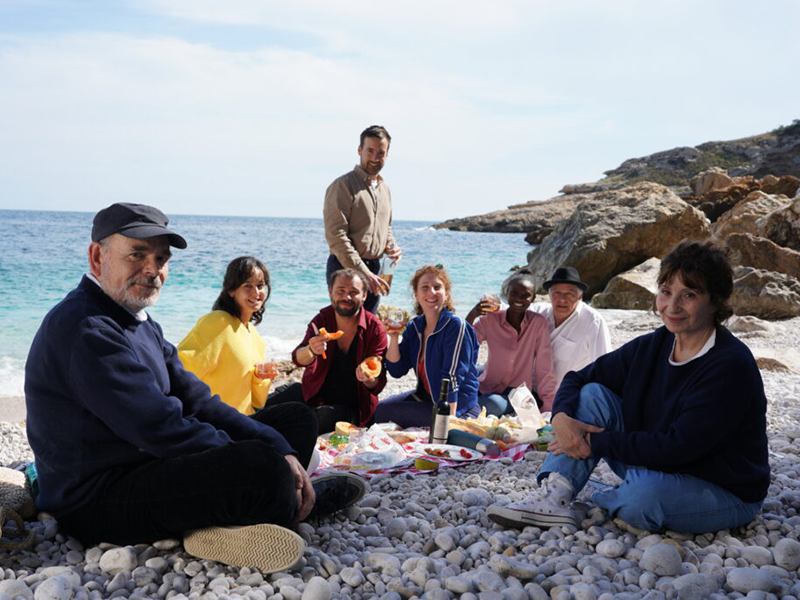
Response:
[57,402,318,545]
[268,382,357,435]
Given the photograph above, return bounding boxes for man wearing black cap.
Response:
[25,203,363,573]
[531,266,611,386]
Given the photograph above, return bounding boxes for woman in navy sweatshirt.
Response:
[488,240,769,534]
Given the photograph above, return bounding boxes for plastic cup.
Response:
[386,308,406,331]
[379,256,395,293]
[481,294,501,312]
[255,362,278,380]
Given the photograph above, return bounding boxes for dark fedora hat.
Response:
[92,203,187,249]
[543,266,588,292]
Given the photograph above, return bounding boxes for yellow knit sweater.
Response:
[178,310,271,415]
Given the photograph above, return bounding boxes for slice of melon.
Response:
[360,355,382,378]
[318,327,344,340]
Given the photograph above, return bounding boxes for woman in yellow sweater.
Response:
[178,256,274,415]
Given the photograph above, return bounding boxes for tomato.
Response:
[460,448,471,458]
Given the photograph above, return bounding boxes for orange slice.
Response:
[360,356,382,378]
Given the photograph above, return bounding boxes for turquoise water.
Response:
[0,209,531,397]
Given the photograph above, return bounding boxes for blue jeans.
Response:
[478,388,514,417]
[540,383,763,533]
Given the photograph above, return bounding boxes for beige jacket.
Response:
[323,165,396,274]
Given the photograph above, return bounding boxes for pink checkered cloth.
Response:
[312,440,534,479]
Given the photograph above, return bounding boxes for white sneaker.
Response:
[487,472,576,529]
[183,523,304,573]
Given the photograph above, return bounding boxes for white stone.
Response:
[739,545,774,567]
[444,576,472,594]
[98,547,138,574]
[596,539,626,558]
[640,544,682,576]
[726,567,775,594]
[672,573,718,599]
[38,569,80,588]
[339,567,363,588]
[0,580,33,600]
[774,538,800,571]
[366,553,401,572]
[33,576,73,600]
[471,570,505,593]
[300,576,331,600]
[384,518,407,539]
[569,582,597,600]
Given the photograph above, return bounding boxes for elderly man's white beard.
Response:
[102,276,163,313]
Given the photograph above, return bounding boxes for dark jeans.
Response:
[326,254,381,314]
[268,382,357,435]
[56,402,318,545]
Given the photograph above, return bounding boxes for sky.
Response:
[1,0,798,221]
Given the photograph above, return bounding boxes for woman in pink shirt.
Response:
[467,273,558,415]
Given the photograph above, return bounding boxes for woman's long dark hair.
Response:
[213,256,271,325]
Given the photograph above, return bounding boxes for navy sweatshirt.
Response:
[25,277,294,516]
[555,326,769,503]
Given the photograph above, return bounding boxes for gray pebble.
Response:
[339,568,363,588]
[300,576,331,600]
[384,518,407,539]
[640,544,681,576]
[672,573,718,599]
[33,576,73,600]
[773,538,800,571]
[567,582,596,600]
[596,539,626,558]
[366,554,401,572]
[740,545,774,567]
[726,567,776,594]
[99,548,138,575]
[471,571,505,593]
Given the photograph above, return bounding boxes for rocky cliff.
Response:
[435,120,800,240]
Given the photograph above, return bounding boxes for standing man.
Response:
[324,125,402,314]
[530,266,612,386]
[268,269,387,432]
[25,203,363,574]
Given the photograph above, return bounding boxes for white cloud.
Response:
[1,1,799,219]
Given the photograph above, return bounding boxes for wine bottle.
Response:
[429,378,451,444]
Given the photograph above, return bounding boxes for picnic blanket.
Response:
[312,436,539,479]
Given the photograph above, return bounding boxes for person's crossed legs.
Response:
[490,383,762,533]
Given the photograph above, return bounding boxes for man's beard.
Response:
[334,300,360,317]
[104,277,162,313]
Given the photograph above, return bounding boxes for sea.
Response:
[0,209,531,398]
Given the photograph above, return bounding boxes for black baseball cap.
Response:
[91,203,187,249]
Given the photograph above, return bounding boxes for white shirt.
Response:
[530,301,611,386]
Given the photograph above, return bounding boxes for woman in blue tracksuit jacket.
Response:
[375,265,480,427]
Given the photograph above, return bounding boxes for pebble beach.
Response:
[2,310,800,600]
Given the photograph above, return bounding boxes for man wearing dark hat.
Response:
[531,266,611,385]
[25,203,363,573]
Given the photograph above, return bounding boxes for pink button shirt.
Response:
[473,309,558,412]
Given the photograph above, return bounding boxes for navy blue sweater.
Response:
[555,326,769,503]
[25,277,294,516]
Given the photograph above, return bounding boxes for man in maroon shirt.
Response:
[268,269,388,432]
